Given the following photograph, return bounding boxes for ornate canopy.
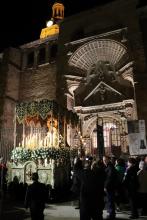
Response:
[16,99,78,124]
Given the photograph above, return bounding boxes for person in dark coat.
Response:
[70,158,83,209]
[103,156,118,220]
[115,158,126,210]
[8,176,20,200]
[80,160,105,220]
[25,172,48,220]
[137,160,147,216]
[123,158,139,219]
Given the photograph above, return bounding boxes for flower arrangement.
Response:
[10,147,78,164]
[11,147,32,163]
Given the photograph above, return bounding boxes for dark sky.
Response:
[0,0,147,52]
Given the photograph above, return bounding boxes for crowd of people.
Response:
[1,155,147,220]
[71,155,147,220]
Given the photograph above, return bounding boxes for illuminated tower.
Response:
[40,1,64,39]
[52,1,64,22]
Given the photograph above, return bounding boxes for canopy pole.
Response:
[13,107,17,149]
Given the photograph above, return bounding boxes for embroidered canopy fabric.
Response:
[16,99,78,124]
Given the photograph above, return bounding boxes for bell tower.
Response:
[40,1,64,39]
[52,1,64,22]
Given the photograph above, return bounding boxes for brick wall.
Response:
[19,64,57,102]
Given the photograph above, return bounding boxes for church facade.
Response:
[0,0,147,161]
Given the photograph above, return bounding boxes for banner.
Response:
[128,120,147,155]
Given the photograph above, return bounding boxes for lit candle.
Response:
[22,139,24,147]
[25,137,28,148]
[40,140,43,148]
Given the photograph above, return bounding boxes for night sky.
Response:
[0,0,147,52]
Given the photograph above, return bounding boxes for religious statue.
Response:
[45,117,59,147]
[87,60,116,83]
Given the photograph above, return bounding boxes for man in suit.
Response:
[25,172,48,220]
[80,160,105,220]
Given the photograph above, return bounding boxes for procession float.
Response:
[9,99,79,191]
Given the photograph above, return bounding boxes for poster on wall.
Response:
[128,120,147,155]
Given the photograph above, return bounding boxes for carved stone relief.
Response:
[125,103,134,120]
[87,60,116,83]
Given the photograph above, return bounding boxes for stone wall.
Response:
[2,48,21,129]
[0,48,21,160]
[19,63,57,102]
[136,6,147,122]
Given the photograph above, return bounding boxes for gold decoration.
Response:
[40,24,59,39]
[40,2,64,39]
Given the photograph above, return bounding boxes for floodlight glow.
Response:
[46,20,53,27]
